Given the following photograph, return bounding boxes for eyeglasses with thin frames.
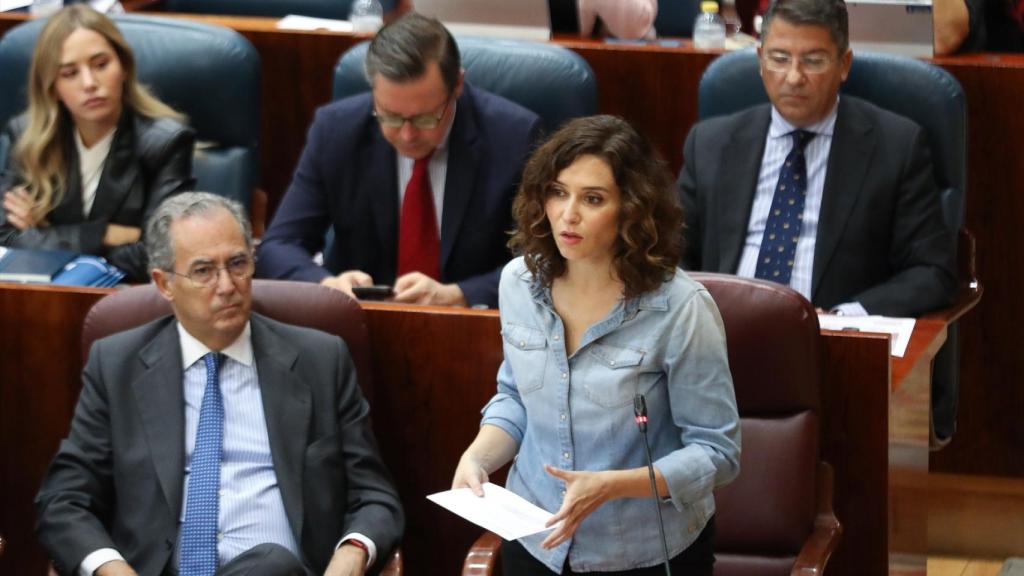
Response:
[168,254,255,288]
[761,50,836,75]
[373,94,453,130]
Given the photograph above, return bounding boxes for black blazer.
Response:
[678,96,956,317]
[35,313,404,576]
[256,84,543,307]
[0,109,195,281]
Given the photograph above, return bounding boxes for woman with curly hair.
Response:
[452,115,741,575]
[1,5,194,281]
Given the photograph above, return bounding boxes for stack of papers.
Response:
[276,15,354,32]
[817,314,917,357]
[427,482,558,541]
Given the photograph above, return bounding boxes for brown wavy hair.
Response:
[13,5,183,222]
[509,115,684,298]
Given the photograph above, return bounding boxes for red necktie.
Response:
[397,154,440,280]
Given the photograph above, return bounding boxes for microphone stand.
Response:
[634,394,672,576]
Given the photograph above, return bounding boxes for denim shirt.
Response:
[482,257,741,573]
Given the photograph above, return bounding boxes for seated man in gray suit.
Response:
[679,0,956,318]
[36,193,403,576]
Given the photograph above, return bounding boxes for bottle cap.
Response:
[701,1,720,12]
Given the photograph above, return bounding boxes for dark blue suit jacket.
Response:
[256,84,542,307]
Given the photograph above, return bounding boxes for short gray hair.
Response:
[145,192,252,272]
[364,12,461,94]
[762,0,849,53]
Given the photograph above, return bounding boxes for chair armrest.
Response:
[924,229,983,324]
[791,462,842,575]
[461,531,502,576]
[380,548,403,576]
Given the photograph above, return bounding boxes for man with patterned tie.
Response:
[256,13,543,308]
[35,193,403,576]
[678,0,956,318]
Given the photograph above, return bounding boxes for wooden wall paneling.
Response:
[0,285,111,576]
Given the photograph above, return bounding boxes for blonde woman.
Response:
[1,5,194,281]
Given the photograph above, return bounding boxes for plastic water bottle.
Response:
[349,0,384,34]
[693,1,726,49]
[29,0,62,18]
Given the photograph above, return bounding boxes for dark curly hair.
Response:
[509,115,684,298]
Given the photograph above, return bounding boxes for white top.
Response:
[74,128,116,218]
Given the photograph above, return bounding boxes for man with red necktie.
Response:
[257,13,543,308]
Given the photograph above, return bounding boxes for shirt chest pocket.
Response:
[579,343,645,408]
[501,323,548,395]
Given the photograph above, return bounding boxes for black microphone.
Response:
[634,393,672,576]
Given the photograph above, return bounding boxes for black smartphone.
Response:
[352,285,394,300]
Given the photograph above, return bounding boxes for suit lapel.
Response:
[133,320,186,520]
[88,113,140,221]
[812,98,874,298]
[716,107,770,273]
[364,128,399,277]
[50,128,85,223]
[251,314,311,542]
[439,88,482,277]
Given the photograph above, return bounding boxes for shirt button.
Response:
[217,532,224,541]
[609,360,616,366]
[563,452,571,460]
[561,372,567,379]
[519,341,526,348]
[561,489,567,497]
[219,489,226,497]
[560,413,566,421]
[553,335,560,341]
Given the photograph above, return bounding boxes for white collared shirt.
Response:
[737,100,836,299]
[74,128,116,218]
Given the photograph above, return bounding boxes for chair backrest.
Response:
[332,37,597,133]
[655,0,699,37]
[690,273,822,576]
[164,0,397,18]
[0,15,261,209]
[80,279,375,401]
[697,48,967,229]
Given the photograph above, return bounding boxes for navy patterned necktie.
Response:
[179,352,225,576]
[754,130,816,285]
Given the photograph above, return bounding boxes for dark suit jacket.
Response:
[0,109,195,282]
[678,96,956,317]
[35,313,403,576]
[255,84,543,307]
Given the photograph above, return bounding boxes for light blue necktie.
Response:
[755,130,816,285]
[179,352,224,576]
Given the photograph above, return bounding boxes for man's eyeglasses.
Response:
[169,254,255,288]
[761,51,835,75]
[373,95,453,130]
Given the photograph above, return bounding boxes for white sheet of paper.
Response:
[0,0,32,11]
[276,15,353,33]
[427,482,558,541]
[817,314,917,358]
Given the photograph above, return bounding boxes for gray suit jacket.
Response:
[35,313,403,576]
[678,96,956,317]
